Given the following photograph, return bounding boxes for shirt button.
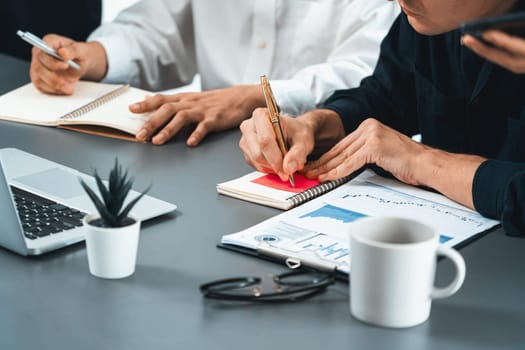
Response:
[258,39,267,49]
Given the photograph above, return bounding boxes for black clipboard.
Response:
[217,242,350,282]
[217,223,501,284]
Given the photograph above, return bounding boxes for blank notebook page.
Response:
[71,85,150,134]
[0,82,119,124]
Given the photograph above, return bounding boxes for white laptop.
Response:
[0,148,176,255]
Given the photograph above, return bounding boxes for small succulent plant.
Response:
[80,159,150,228]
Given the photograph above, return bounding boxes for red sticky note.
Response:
[251,173,320,193]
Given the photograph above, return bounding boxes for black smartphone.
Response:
[460,11,525,42]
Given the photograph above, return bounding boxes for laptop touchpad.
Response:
[14,168,85,199]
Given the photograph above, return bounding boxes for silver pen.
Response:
[17,30,81,70]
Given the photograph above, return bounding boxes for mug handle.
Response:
[430,245,466,299]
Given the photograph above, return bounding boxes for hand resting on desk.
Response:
[130,85,265,146]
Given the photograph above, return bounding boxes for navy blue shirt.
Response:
[323,13,525,236]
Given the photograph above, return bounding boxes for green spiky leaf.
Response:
[80,179,119,227]
[80,158,150,228]
[117,185,151,223]
[94,170,111,207]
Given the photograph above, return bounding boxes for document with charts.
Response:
[220,170,500,276]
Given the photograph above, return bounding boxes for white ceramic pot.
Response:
[83,214,141,279]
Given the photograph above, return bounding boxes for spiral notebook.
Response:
[0,81,151,141]
[217,171,356,210]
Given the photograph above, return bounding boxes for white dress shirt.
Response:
[89,0,399,115]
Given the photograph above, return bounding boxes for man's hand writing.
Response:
[30,34,107,95]
[239,108,343,181]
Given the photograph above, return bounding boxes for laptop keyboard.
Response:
[11,186,87,240]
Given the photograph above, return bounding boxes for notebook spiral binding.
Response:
[59,84,130,120]
[288,175,353,208]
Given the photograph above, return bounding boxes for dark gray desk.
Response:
[1,53,524,350]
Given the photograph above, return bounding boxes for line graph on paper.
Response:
[296,233,350,262]
[274,231,351,272]
[250,206,360,270]
[328,179,497,239]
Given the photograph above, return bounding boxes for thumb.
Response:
[283,142,309,175]
[43,34,82,61]
[56,42,82,61]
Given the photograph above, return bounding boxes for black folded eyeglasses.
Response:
[200,270,336,303]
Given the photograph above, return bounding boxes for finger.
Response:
[255,112,288,180]
[55,43,84,62]
[131,93,190,113]
[306,127,363,173]
[31,44,77,95]
[43,34,76,51]
[136,101,192,141]
[483,30,525,56]
[31,67,74,95]
[318,147,368,182]
[307,136,365,179]
[130,94,167,113]
[41,34,85,67]
[241,149,274,174]
[35,47,70,72]
[151,109,195,145]
[282,147,306,175]
[462,34,519,71]
[30,76,64,95]
[39,34,80,68]
[239,129,258,167]
[34,65,76,95]
[187,119,212,146]
[239,119,276,175]
[282,136,312,175]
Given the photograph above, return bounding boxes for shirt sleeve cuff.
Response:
[472,159,524,219]
[269,79,316,116]
[321,91,363,134]
[87,30,138,84]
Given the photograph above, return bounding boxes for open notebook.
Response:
[0,81,151,141]
[217,171,356,210]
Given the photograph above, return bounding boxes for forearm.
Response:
[240,85,267,116]
[414,148,486,209]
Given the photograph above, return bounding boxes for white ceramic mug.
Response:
[349,217,466,328]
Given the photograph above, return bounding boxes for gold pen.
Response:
[260,75,295,187]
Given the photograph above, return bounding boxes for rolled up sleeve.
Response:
[473,160,525,236]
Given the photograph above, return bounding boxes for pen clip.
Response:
[257,245,338,273]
